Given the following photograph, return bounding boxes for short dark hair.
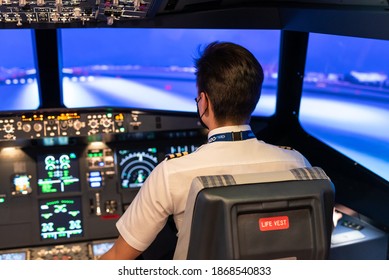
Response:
[194,41,264,124]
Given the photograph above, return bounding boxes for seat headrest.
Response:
[194,167,330,189]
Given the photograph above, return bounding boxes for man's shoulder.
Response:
[277,145,295,151]
[164,144,207,162]
[165,151,190,161]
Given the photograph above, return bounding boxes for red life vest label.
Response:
[259,216,290,231]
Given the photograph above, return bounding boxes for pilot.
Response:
[101,41,319,260]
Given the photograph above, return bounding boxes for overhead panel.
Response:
[0,0,161,27]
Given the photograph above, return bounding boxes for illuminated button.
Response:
[62,247,71,254]
[0,196,5,203]
[59,247,70,254]
[50,248,59,255]
[37,249,48,257]
[71,245,82,254]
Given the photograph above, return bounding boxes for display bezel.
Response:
[38,196,84,241]
[116,147,158,189]
[36,152,81,194]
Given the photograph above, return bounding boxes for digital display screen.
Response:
[92,241,114,258]
[117,148,158,188]
[59,28,280,117]
[0,29,40,111]
[300,33,389,182]
[11,174,32,196]
[39,197,83,240]
[0,252,27,260]
[37,153,80,194]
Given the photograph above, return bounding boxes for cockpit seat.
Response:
[175,167,335,260]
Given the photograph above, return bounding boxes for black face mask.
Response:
[195,96,209,130]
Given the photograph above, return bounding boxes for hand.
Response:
[333,208,343,228]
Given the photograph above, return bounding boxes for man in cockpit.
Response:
[101,41,338,260]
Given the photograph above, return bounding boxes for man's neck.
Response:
[208,121,249,131]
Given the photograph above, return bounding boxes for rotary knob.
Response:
[73,120,83,131]
[3,124,14,134]
[88,119,99,129]
[101,118,112,128]
[33,123,43,132]
[22,123,32,132]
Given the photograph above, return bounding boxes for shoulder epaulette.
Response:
[165,151,189,160]
[278,145,294,150]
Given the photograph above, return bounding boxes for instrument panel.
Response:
[0,108,206,259]
[0,109,201,140]
[0,0,158,28]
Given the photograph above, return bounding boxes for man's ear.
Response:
[200,92,209,106]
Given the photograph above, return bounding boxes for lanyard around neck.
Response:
[208,130,256,143]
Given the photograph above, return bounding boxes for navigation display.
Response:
[39,197,83,240]
[11,174,32,196]
[59,28,280,117]
[37,152,80,194]
[117,148,158,189]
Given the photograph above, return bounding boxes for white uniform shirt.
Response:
[116,125,311,257]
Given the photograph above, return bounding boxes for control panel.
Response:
[0,239,115,260]
[0,0,159,27]
[0,109,202,140]
[0,108,206,260]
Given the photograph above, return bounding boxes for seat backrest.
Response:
[176,167,335,260]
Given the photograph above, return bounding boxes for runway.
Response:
[2,74,388,181]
